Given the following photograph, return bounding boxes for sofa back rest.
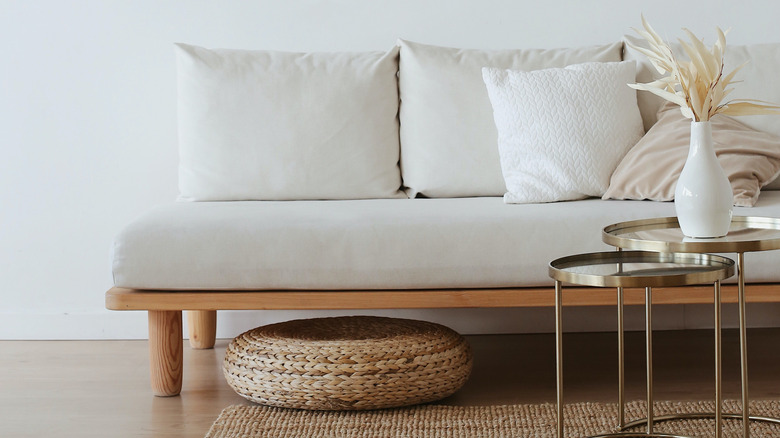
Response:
[174,38,780,201]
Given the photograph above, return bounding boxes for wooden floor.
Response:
[2,329,779,437]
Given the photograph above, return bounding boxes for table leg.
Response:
[556,280,564,438]
[737,252,750,438]
[645,286,654,435]
[714,280,722,438]
[617,286,625,430]
[616,244,625,431]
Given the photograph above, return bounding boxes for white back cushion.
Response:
[397,40,622,198]
[176,44,405,201]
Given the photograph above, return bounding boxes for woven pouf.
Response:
[223,316,473,410]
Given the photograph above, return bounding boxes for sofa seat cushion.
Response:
[111,193,780,290]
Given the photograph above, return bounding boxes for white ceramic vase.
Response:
[674,121,733,238]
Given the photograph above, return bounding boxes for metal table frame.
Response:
[549,251,735,438]
[603,216,780,438]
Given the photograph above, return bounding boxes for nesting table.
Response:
[603,216,780,437]
[549,250,735,438]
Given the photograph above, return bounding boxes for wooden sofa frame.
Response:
[105,283,780,396]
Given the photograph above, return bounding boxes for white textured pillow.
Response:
[397,39,622,198]
[482,61,644,204]
[176,44,405,201]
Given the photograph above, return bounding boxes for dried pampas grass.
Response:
[629,15,780,122]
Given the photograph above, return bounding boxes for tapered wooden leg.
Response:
[148,310,183,397]
[187,310,217,349]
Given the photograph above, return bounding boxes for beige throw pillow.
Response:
[603,104,780,207]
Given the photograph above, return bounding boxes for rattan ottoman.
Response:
[223,315,473,410]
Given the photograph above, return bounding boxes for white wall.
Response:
[2,0,780,339]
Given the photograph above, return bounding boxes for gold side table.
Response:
[603,216,780,438]
[549,251,735,438]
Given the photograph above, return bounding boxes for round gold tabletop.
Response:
[602,216,780,254]
[549,251,734,288]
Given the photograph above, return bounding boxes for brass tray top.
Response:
[603,216,780,254]
[549,251,734,288]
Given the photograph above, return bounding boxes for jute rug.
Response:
[205,399,780,437]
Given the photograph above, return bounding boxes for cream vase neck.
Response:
[687,121,715,160]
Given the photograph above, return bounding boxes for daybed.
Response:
[106,38,780,396]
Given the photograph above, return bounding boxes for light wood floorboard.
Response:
[1,329,779,437]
